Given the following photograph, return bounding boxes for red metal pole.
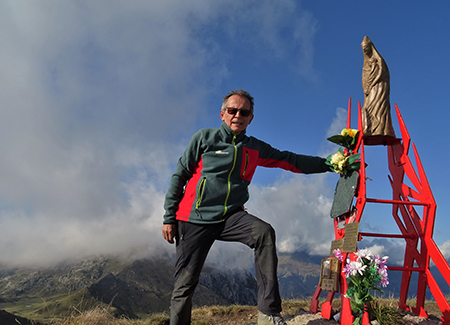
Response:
[347,98,352,129]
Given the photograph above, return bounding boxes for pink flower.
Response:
[380,275,389,287]
[373,255,389,267]
[333,249,344,262]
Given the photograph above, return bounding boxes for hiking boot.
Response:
[258,311,287,325]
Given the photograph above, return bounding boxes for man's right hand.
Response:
[162,224,177,244]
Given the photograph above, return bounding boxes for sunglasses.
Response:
[226,107,252,117]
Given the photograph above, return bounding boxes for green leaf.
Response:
[327,135,344,145]
[348,154,361,164]
[349,162,361,170]
[349,277,361,286]
[353,315,362,325]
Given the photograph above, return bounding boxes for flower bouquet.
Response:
[334,249,389,325]
[328,128,359,151]
[326,128,361,175]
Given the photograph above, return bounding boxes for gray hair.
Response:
[222,89,254,113]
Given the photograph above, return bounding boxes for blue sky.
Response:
[0,1,448,268]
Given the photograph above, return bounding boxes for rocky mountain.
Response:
[0,252,320,321]
[277,252,322,299]
[0,252,448,323]
[0,309,44,325]
[0,255,258,321]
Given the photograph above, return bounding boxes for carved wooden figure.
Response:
[361,36,396,139]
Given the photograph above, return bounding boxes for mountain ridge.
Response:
[0,252,448,322]
[0,255,257,321]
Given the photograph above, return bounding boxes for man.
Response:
[162,90,330,325]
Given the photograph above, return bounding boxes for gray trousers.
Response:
[170,209,282,325]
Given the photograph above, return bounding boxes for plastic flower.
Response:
[373,255,389,287]
[373,254,388,267]
[341,249,389,325]
[333,249,344,262]
[329,151,349,174]
[326,147,359,175]
[337,157,349,173]
[327,128,360,151]
[355,249,374,261]
[341,128,359,138]
[326,127,363,175]
[330,151,345,165]
[344,261,367,276]
[380,274,390,287]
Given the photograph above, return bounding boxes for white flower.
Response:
[356,249,374,262]
[330,151,345,165]
[345,261,366,276]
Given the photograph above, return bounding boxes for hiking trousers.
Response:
[170,209,282,325]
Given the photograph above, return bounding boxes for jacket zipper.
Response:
[242,151,249,178]
[223,133,237,216]
[195,178,206,210]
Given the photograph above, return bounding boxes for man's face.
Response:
[220,94,254,133]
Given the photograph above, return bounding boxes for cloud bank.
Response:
[0,0,328,267]
[0,1,418,271]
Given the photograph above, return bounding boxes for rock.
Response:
[0,309,43,325]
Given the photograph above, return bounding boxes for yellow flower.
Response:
[329,151,349,174]
[341,128,358,138]
[330,151,345,165]
[338,157,349,170]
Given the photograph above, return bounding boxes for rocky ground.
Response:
[0,309,43,325]
[0,306,444,325]
[242,309,443,325]
[282,309,442,325]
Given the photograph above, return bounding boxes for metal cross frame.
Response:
[310,99,450,325]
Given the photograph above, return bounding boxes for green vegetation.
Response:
[4,298,443,325]
[1,289,112,322]
[368,300,403,325]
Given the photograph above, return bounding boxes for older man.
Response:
[162,89,330,325]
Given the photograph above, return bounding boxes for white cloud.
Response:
[439,240,450,262]
[0,0,322,267]
[246,174,334,256]
[205,174,335,269]
[358,239,406,266]
[318,107,349,158]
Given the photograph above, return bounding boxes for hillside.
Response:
[0,252,448,323]
[0,298,444,325]
[0,255,257,322]
[0,252,322,321]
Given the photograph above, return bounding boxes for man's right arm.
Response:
[163,160,193,224]
[161,159,193,244]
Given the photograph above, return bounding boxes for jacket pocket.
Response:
[195,178,206,210]
[242,152,249,178]
[241,147,258,182]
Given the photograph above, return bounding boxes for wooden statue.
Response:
[361,36,396,139]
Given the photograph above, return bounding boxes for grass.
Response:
[368,300,403,325]
[3,296,442,325]
[8,297,447,325]
[2,289,115,323]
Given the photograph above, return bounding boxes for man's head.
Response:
[220,90,254,133]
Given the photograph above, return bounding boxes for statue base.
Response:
[362,135,400,146]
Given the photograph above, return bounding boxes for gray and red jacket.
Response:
[163,122,330,225]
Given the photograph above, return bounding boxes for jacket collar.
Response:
[220,122,247,143]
